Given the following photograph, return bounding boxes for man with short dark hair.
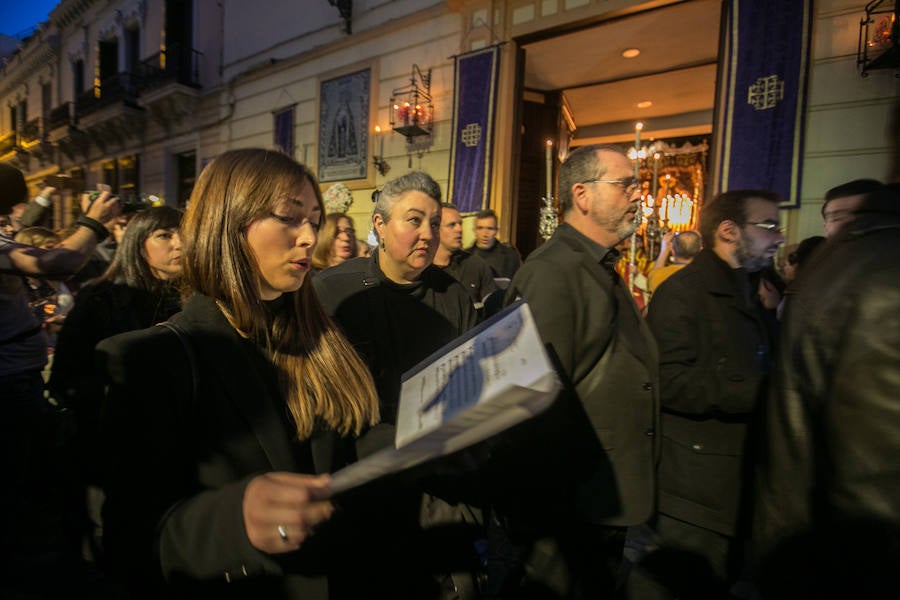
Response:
[643,189,784,597]
[821,178,884,238]
[495,144,659,597]
[468,208,520,280]
[433,203,497,310]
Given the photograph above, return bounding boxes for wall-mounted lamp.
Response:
[372,125,390,176]
[390,64,433,141]
[857,0,899,76]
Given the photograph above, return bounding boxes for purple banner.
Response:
[448,46,500,214]
[713,0,813,207]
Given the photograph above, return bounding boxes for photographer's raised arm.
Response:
[5,191,121,278]
[19,186,57,228]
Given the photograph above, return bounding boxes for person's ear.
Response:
[572,183,591,214]
[717,220,740,243]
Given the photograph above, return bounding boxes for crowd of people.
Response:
[1,141,897,599]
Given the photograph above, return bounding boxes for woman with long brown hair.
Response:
[97,149,379,597]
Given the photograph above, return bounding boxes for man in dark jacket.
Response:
[643,189,783,597]
[468,209,521,280]
[497,144,659,597]
[753,183,900,598]
[433,203,497,311]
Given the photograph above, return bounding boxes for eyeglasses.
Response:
[746,222,784,234]
[581,177,641,195]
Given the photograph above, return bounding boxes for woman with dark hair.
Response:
[311,212,356,271]
[96,149,379,597]
[48,206,185,568]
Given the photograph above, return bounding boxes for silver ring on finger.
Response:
[277,523,289,543]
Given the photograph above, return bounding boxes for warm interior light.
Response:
[637,101,653,109]
[622,48,641,58]
[374,125,381,133]
[635,122,644,131]
[546,139,553,146]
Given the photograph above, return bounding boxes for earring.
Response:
[380,238,385,250]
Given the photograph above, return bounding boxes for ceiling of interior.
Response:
[522,0,722,146]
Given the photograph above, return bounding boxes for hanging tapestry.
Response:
[448,45,501,213]
[713,0,814,207]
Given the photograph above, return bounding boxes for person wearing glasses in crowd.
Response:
[639,190,784,598]
[96,149,380,597]
[495,144,659,597]
[312,213,357,271]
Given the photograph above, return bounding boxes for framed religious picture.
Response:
[317,66,374,187]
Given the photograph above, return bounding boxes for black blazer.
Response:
[97,294,353,598]
[500,223,659,528]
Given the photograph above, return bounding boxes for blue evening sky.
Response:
[0,0,60,38]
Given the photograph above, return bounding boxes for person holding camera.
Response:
[0,163,120,596]
[68,186,134,293]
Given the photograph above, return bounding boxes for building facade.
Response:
[1,0,896,247]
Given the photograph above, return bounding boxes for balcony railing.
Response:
[20,117,43,144]
[41,45,202,133]
[77,72,141,118]
[0,131,16,155]
[136,43,202,92]
[48,102,75,130]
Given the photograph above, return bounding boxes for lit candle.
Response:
[374,125,384,157]
[652,152,660,198]
[545,139,553,197]
[634,122,643,180]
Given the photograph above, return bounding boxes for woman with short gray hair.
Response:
[313,170,479,597]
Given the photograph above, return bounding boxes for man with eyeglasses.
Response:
[641,190,784,598]
[491,144,659,597]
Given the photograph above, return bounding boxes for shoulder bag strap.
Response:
[159,321,199,405]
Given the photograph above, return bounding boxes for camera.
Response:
[85,190,149,214]
[116,194,150,214]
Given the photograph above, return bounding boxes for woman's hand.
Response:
[242,472,334,554]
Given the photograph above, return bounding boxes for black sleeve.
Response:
[98,329,285,589]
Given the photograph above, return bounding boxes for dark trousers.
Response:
[626,513,739,600]
[488,519,627,599]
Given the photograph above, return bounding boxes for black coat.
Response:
[312,255,482,598]
[49,280,180,482]
[313,254,478,430]
[500,223,659,529]
[646,248,776,537]
[755,184,900,555]
[97,294,355,599]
